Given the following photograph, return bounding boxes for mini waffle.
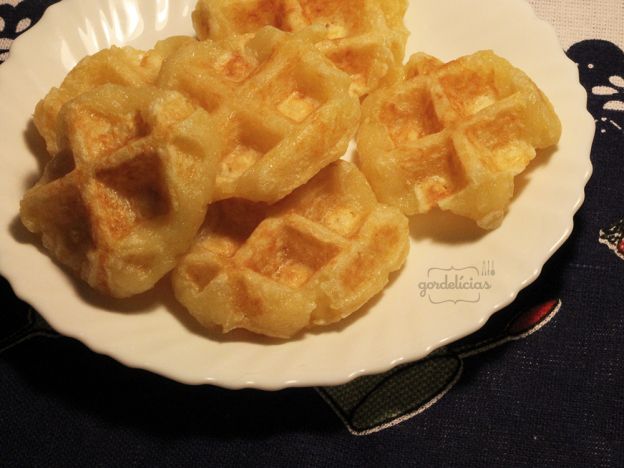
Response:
[191,0,409,97]
[172,160,409,338]
[357,50,562,229]
[21,85,219,297]
[158,26,360,203]
[34,36,194,156]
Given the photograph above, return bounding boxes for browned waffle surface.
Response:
[158,26,360,203]
[191,0,408,97]
[21,85,219,297]
[33,36,194,156]
[172,160,409,338]
[357,50,562,229]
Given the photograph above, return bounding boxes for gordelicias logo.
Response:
[419,261,496,304]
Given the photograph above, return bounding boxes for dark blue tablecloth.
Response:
[1,1,622,466]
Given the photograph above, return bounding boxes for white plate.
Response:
[0,0,593,389]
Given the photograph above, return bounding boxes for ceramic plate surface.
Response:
[0,0,593,389]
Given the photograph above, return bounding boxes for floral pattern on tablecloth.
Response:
[0,0,59,62]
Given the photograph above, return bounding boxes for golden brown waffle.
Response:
[191,0,409,97]
[357,50,562,229]
[34,36,194,156]
[172,160,409,338]
[158,26,360,203]
[21,85,219,297]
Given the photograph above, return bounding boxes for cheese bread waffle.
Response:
[357,51,562,229]
[158,26,360,203]
[34,36,194,156]
[172,160,409,338]
[191,0,409,97]
[21,85,219,297]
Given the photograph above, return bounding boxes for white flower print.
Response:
[592,75,624,112]
[0,0,30,62]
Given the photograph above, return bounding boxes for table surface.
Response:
[1,1,623,466]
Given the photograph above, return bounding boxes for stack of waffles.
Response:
[20,0,561,338]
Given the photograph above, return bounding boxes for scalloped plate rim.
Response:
[0,0,594,390]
